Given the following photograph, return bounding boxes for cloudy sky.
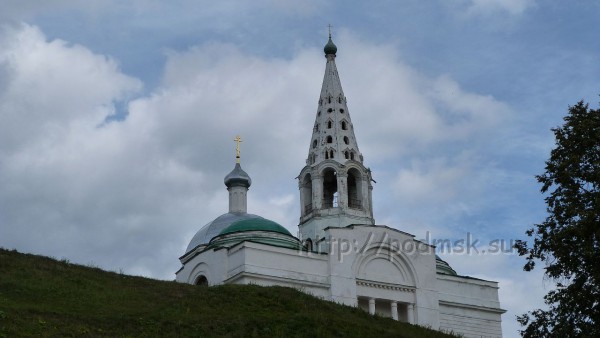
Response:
[1,1,598,336]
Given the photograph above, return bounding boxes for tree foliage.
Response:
[515,100,600,337]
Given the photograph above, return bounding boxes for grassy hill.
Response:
[0,248,456,337]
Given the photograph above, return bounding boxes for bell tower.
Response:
[298,32,374,249]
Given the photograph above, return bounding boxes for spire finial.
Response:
[234,135,242,163]
[324,25,337,55]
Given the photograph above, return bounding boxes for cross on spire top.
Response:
[328,24,333,38]
[234,135,242,163]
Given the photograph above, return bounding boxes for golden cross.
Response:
[234,135,242,163]
[328,24,332,38]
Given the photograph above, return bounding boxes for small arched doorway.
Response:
[195,275,208,286]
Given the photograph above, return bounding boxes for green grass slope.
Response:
[0,248,456,337]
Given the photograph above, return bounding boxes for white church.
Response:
[176,35,505,338]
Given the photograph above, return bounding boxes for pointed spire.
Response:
[296,35,375,240]
[306,34,363,166]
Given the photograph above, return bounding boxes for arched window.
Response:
[318,111,321,116]
[338,96,342,104]
[327,108,333,113]
[347,168,362,210]
[341,121,348,130]
[312,139,317,149]
[328,96,332,104]
[344,151,349,159]
[327,120,332,129]
[350,152,355,160]
[325,151,329,159]
[322,168,337,209]
[340,109,345,114]
[329,149,334,158]
[196,275,208,286]
[326,136,333,143]
[343,136,349,145]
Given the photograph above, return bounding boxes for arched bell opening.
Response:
[302,173,313,215]
[347,168,362,210]
[322,168,338,209]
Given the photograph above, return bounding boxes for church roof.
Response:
[207,217,301,250]
[435,255,457,276]
[219,218,292,237]
[185,212,262,253]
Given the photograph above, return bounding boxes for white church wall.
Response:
[438,304,503,338]
[176,248,229,285]
[231,242,329,283]
[436,274,502,309]
[437,274,504,338]
[225,242,331,298]
[414,288,441,329]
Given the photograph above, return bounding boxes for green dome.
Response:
[219,218,292,237]
[208,217,301,251]
[324,37,337,55]
[435,255,457,276]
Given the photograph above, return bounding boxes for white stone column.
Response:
[407,304,414,324]
[337,172,348,208]
[312,174,323,210]
[298,178,305,216]
[391,302,398,321]
[368,298,375,315]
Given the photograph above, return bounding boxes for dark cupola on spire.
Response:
[324,36,337,55]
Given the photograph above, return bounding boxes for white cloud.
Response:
[393,154,473,206]
[460,0,536,16]
[0,24,141,154]
[428,74,509,140]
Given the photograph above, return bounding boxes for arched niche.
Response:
[353,246,417,287]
